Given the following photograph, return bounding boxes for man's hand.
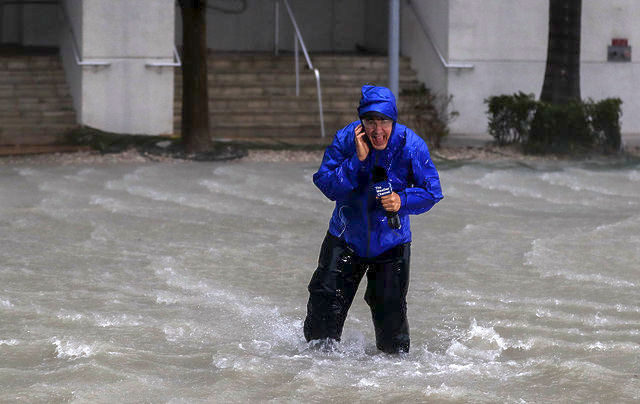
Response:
[355,124,369,161]
[380,192,401,212]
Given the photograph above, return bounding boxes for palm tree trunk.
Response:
[540,0,582,104]
[180,0,212,153]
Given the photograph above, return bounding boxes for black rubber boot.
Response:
[304,233,367,343]
[364,245,411,354]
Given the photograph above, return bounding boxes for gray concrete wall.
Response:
[60,0,84,123]
[419,0,640,137]
[175,0,382,53]
[1,2,58,46]
[60,0,175,135]
[22,3,59,47]
[401,0,449,98]
[1,3,22,44]
[80,0,175,135]
[446,0,547,135]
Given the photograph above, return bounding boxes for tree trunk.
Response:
[180,0,212,153]
[540,0,582,104]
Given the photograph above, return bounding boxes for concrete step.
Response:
[0,56,62,70]
[173,124,337,138]
[0,114,77,125]
[173,110,357,125]
[175,68,417,81]
[0,73,67,84]
[174,82,421,99]
[0,100,74,111]
[203,53,413,71]
[174,74,417,88]
[0,53,78,146]
[172,53,424,140]
[0,86,71,98]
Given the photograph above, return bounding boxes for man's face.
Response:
[362,118,393,150]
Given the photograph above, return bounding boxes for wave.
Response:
[50,337,99,360]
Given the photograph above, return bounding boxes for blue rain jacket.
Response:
[313,85,443,258]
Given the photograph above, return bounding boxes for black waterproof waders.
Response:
[304,232,411,354]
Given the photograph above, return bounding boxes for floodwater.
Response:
[1,156,639,403]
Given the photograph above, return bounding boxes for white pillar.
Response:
[61,0,175,135]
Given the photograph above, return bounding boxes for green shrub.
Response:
[585,98,622,153]
[485,92,537,145]
[527,100,591,154]
[401,84,458,149]
[485,93,623,155]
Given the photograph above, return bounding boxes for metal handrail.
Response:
[145,46,182,67]
[406,0,474,70]
[58,2,180,68]
[59,1,111,66]
[281,0,326,138]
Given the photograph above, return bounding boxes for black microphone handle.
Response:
[387,211,401,229]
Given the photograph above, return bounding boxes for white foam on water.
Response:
[93,313,144,328]
[152,258,302,351]
[422,383,476,401]
[89,195,126,214]
[57,312,84,322]
[542,169,640,198]
[15,167,39,177]
[163,323,220,344]
[433,282,640,324]
[1,298,13,308]
[51,337,98,360]
[445,319,507,361]
[586,341,640,352]
[0,339,19,346]
[524,235,638,288]
[474,171,544,199]
[353,378,379,388]
[537,268,635,288]
[57,310,144,328]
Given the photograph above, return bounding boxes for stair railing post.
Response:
[294,33,300,97]
[314,68,325,138]
[283,0,325,138]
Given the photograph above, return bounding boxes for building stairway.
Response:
[174,52,422,140]
[0,51,78,148]
[0,51,422,151]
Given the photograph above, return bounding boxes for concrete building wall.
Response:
[79,0,174,135]
[59,0,175,135]
[581,0,640,138]
[400,0,449,98]
[22,3,59,47]
[175,0,384,54]
[362,0,389,54]
[0,3,22,44]
[1,2,58,46]
[60,0,84,123]
[445,0,547,135]
[438,0,640,136]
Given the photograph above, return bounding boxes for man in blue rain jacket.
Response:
[304,85,443,353]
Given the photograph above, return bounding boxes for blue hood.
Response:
[357,85,398,121]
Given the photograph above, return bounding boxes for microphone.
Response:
[372,166,401,229]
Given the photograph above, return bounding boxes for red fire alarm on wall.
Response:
[608,38,631,62]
